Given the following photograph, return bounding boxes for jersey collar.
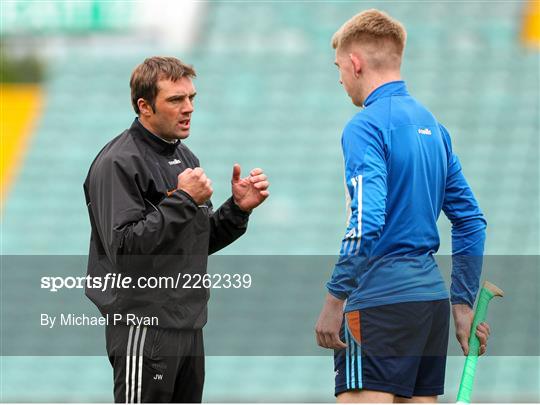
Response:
[131,118,180,155]
[363,80,409,107]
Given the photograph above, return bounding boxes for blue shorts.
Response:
[334,299,450,398]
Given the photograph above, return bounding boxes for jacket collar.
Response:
[364,80,409,107]
[130,118,180,155]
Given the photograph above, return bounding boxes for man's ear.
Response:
[137,98,154,116]
[349,53,362,78]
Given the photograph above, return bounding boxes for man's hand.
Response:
[315,293,347,350]
[452,304,491,356]
[231,164,269,212]
[177,167,213,205]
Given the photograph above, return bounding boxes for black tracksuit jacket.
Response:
[84,119,250,329]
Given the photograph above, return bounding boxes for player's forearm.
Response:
[108,190,199,260]
[450,224,486,307]
[327,254,366,300]
[328,218,384,300]
[208,197,250,254]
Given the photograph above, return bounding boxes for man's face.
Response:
[335,49,362,107]
[145,77,196,141]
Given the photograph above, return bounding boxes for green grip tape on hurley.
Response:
[456,281,504,404]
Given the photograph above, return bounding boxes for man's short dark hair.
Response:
[130,56,196,114]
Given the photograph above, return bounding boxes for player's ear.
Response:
[137,98,154,116]
[349,53,362,78]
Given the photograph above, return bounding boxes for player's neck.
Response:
[360,72,402,105]
[138,117,177,144]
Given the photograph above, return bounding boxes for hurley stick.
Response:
[456,281,504,404]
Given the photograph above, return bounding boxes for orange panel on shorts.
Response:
[346,311,361,343]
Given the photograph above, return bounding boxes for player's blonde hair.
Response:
[332,9,407,70]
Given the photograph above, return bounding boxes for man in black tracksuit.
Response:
[84,57,269,403]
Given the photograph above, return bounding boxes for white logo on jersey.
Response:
[418,128,432,135]
[153,374,163,380]
[168,159,182,165]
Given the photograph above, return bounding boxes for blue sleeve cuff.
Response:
[450,296,474,309]
[326,284,348,301]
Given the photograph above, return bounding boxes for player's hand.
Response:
[315,293,347,350]
[231,164,269,212]
[452,304,491,356]
[177,167,213,205]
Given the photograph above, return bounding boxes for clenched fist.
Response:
[177,167,213,205]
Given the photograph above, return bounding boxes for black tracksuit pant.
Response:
[106,324,205,403]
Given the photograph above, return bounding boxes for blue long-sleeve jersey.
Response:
[327,81,486,311]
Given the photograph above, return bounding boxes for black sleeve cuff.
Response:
[228,197,252,219]
[175,189,198,207]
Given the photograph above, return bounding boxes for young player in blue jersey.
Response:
[315,9,491,403]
